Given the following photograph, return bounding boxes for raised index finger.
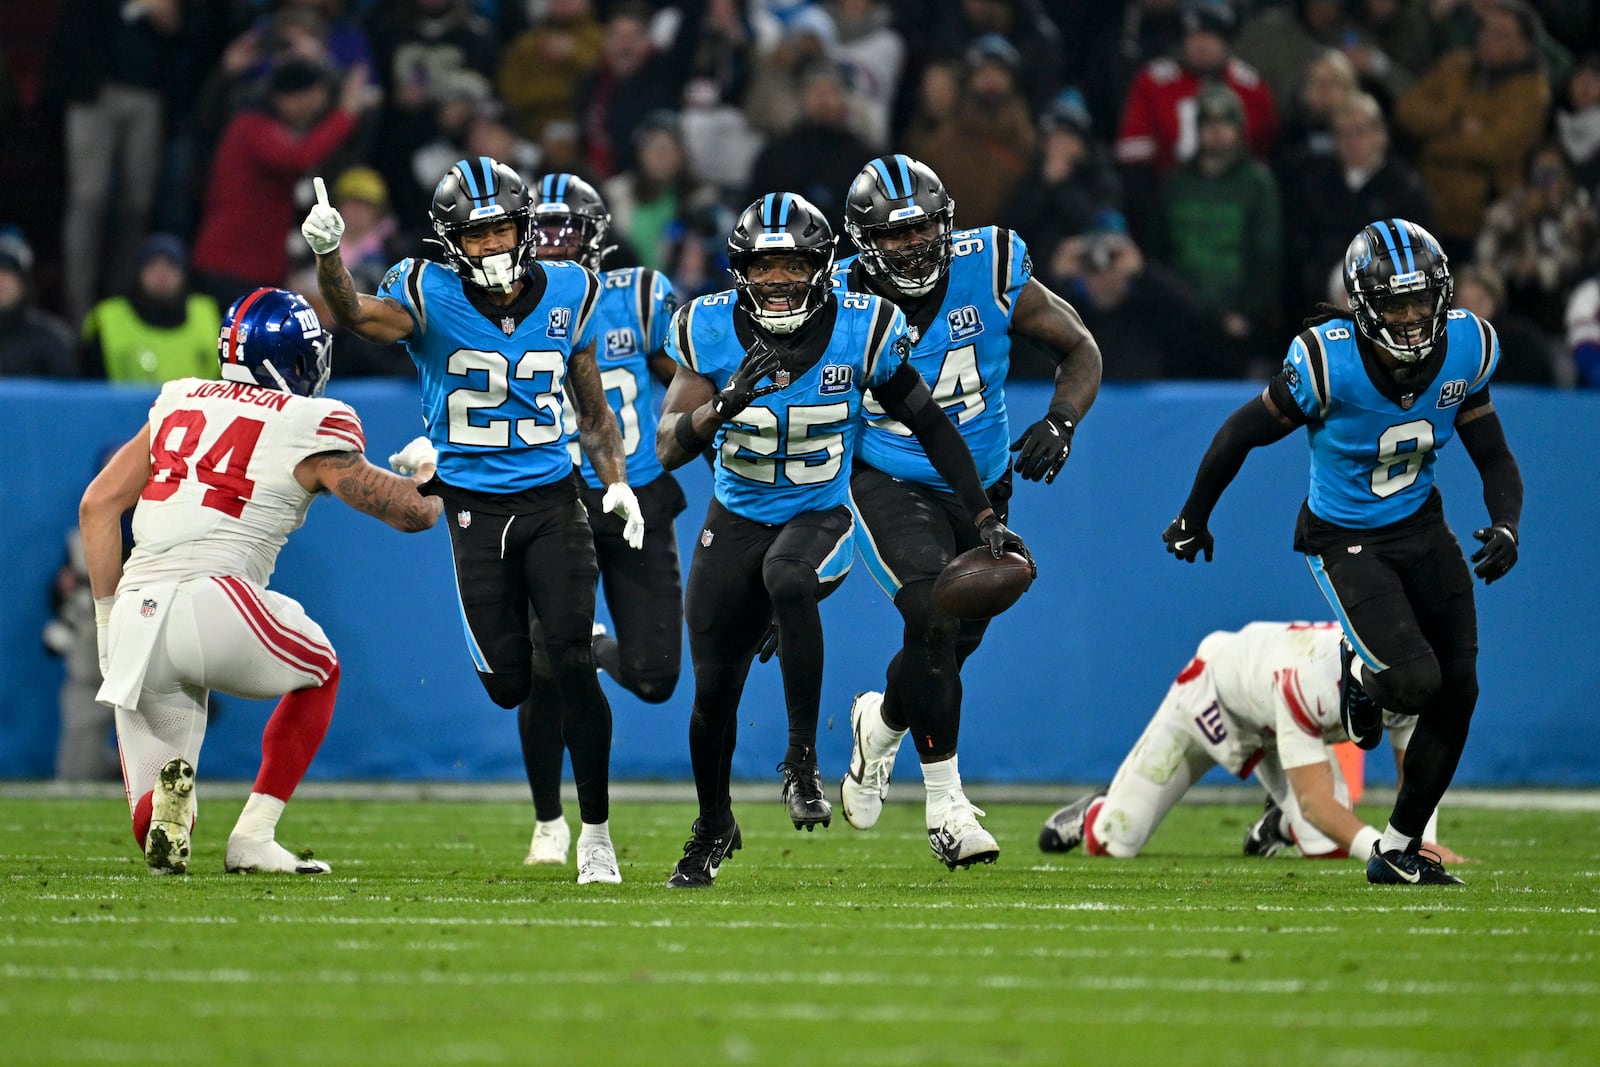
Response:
[313,176,329,208]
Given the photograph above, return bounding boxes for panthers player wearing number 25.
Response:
[655,192,1031,888]
[835,155,1102,871]
[1162,219,1523,887]
[79,288,443,877]
[304,157,644,885]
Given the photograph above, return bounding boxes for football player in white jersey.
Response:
[80,288,442,876]
[1037,622,1465,865]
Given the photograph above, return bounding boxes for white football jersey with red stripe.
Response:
[119,378,366,590]
[1199,622,1345,771]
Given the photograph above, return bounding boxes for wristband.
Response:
[1350,825,1382,862]
[674,413,715,455]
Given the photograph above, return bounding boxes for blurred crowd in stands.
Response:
[1,0,1597,386]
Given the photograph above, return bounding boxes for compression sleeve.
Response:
[873,362,994,521]
[1456,392,1523,534]
[1179,393,1298,524]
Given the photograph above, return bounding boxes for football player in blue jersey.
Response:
[303,157,647,886]
[513,172,687,867]
[832,154,1103,870]
[1162,218,1523,887]
[654,191,1031,887]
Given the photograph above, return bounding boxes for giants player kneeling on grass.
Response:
[1038,622,1466,868]
[80,287,442,875]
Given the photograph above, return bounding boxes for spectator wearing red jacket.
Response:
[191,58,373,311]
[1114,0,1277,244]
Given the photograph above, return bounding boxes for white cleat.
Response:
[840,691,905,830]
[145,757,196,875]
[576,838,622,885]
[524,816,572,866]
[224,836,331,875]
[927,794,1000,870]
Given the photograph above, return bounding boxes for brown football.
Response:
[931,547,1034,620]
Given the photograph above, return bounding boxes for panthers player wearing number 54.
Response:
[1162,219,1523,887]
[655,192,1030,888]
[304,157,644,885]
[80,288,443,877]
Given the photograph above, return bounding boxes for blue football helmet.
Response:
[218,287,332,397]
[530,172,612,271]
[1343,218,1453,363]
[727,192,836,334]
[429,156,535,292]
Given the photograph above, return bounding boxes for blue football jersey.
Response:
[1282,310,1500,528]
[377,257,600,493]
[564,266,677,489]
[666,290,908,524]
[836,225,1030,489]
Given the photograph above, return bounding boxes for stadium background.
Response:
[5,377,1595,787]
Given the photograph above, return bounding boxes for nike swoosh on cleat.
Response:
[1382,856,1422,884]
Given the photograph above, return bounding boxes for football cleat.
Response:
[1366,841,1465,886]
[1243,797,1294,857]
[840,691,905,830]
[576,837,622,885]
[145,757,196,875]
[1340,638,1383,751]
[1038,788,1107,853]
[224,836,331,875]
[524,816,571,866]
[928,795,999,870]
[667,818,743,888]
[778,760,832,830]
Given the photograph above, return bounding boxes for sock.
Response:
[578,819,611,847]
[232,792,287,841]
[1380,822,1415,854]
[922,755,960,818]
[783,743,816,766]
[253,664,339,801]
[1083,797,1109,857]
[132,790,154,849]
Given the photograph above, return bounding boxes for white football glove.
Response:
[95,596,114,678]
[388,435,438,476]
[301,175,345,255]
[602,482,645,550]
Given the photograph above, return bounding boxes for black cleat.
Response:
[1366,841,1465,886]
[778,761,832,830]
[1038,788,1107,853]
[1243,797,1294,857]
[1339,639,1383,751]
[666,818,743,888]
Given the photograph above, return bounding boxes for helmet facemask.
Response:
[531,210,610,271]
[850,208,953,297]
[731,247,835,334]
[1349,271,1452,363]
[436,213,532,293]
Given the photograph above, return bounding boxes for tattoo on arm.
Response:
[316,255,363,328]
[569,343,627,483]
[320,451,440,532]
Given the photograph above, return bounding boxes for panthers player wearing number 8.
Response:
[305,157,642,884]
[833,154,1102,870]
[1162,218,1524,886]
[655,191,1029,887]
[80,288,443,876]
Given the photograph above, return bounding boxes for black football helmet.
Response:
[727,192,836,334]
[217,287,332,397]
[844,154,956,297]
[530,172,611,271]
[429,156,534,292]
[1343,218,1453,363]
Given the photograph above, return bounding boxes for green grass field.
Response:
[3,787,1597,1067]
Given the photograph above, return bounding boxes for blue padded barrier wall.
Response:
[4,380,1596,785]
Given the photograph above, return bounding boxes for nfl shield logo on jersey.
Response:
[140,598,158,618]
[700,528,714,547]
[774,369,790,387]
[500,316,516,336]
[458,510,473,529]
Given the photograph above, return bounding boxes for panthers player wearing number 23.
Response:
[305,156,639,884]
[833,155,1102,871]
[654,191,1029,888]
[1163,219,1523,888]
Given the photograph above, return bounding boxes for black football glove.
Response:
[978,515,1036,576]
[756,615,781,664]
[711,343,786,420]
[1162,515,1213,563]
[1470,523,1518,584]
[1010,412,1076,484]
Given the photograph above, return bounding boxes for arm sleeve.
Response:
[874,363,993,521]
[1456,394,1523,534]
[1179,391,1299,524]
